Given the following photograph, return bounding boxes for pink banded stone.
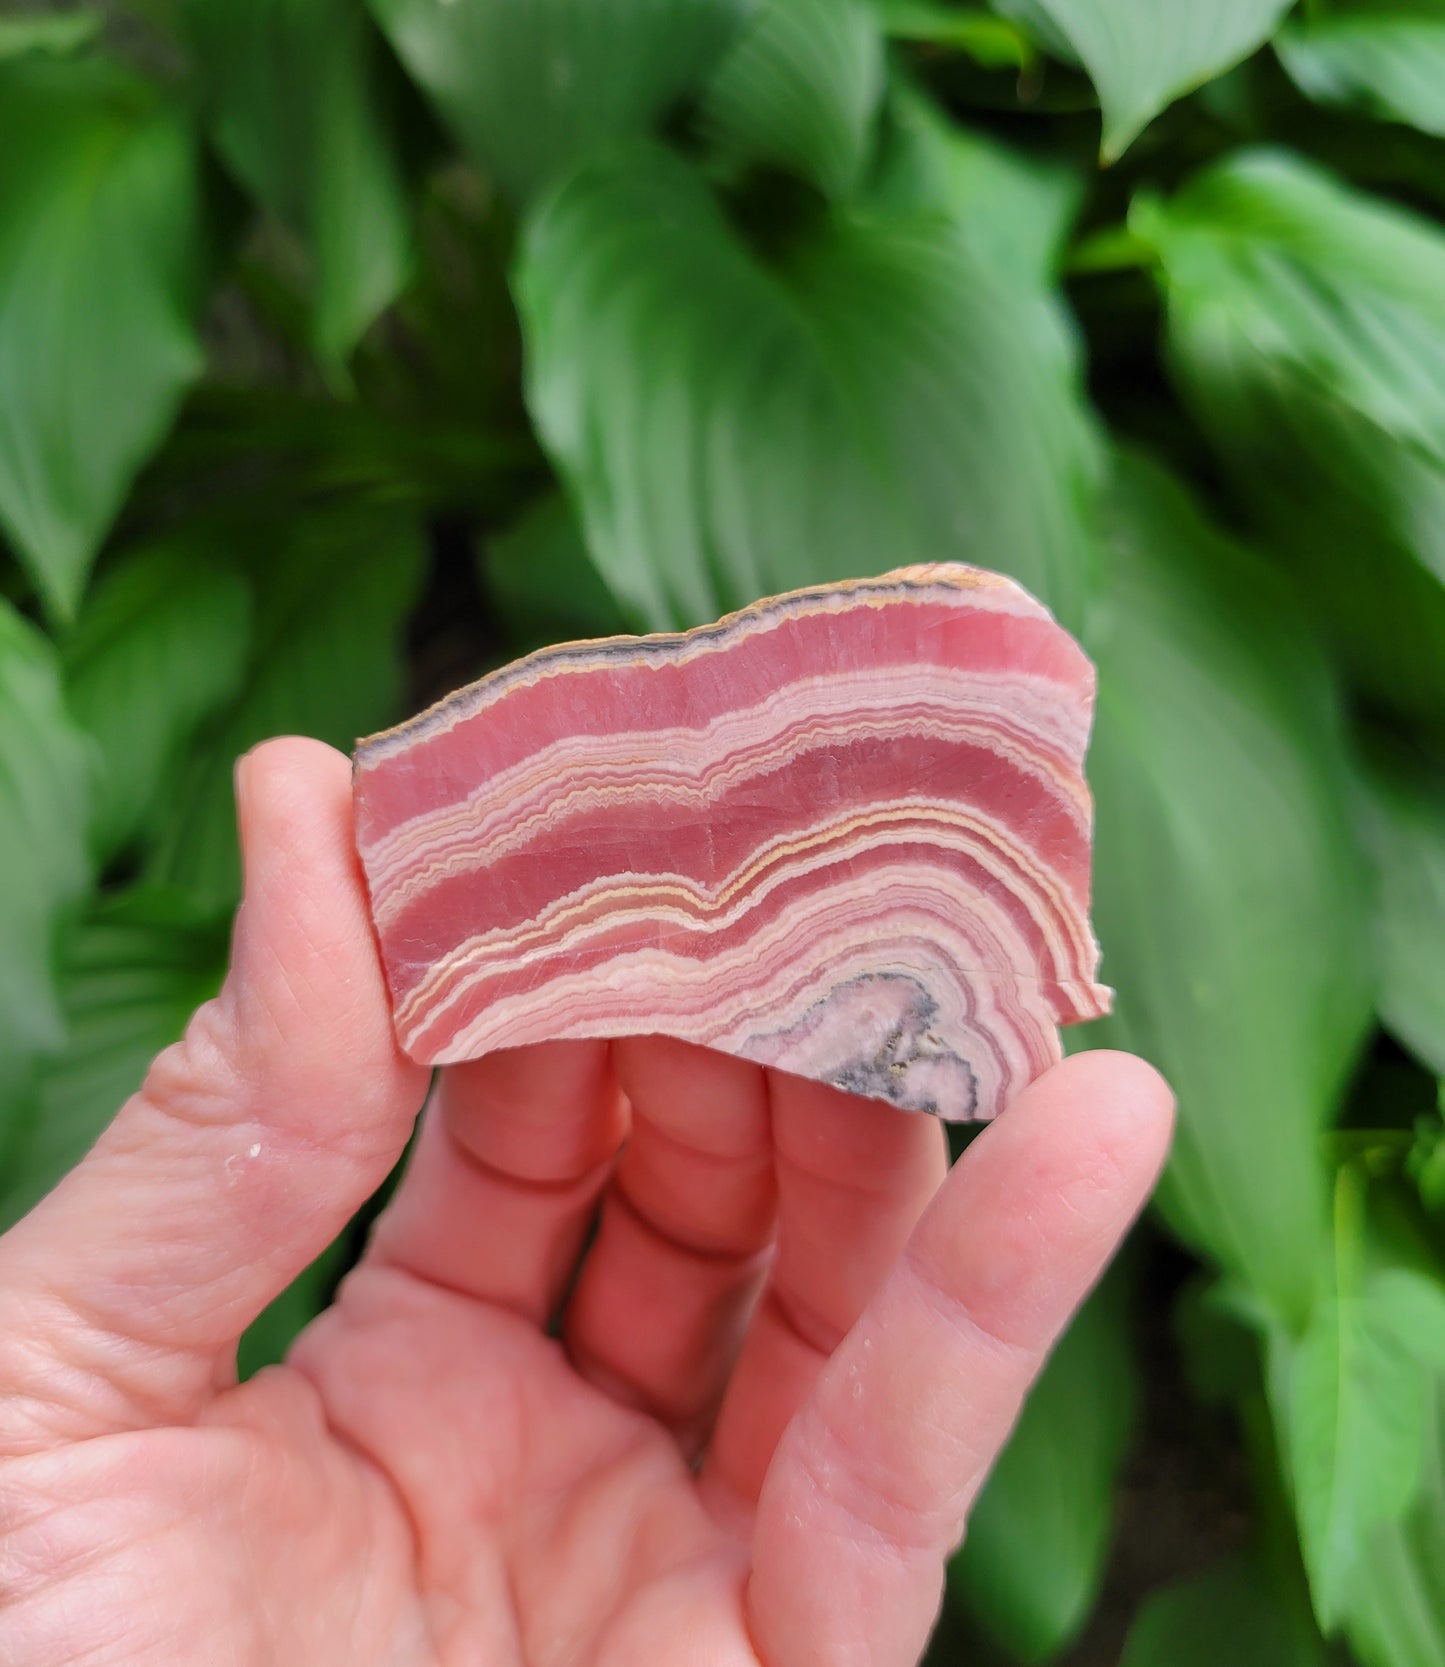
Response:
[353,564,1111,1120]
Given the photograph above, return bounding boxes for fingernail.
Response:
[234,749,258,871]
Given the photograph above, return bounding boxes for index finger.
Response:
[366,1039,627,1323]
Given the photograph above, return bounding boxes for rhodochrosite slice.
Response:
[354,564,1111,1119]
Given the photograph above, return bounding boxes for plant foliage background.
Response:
[2,0,1444,1660]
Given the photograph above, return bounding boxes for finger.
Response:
[746,1050,1173,1667]
[0,739,430,1453]
[366,1040,627,1323]
[704,1070,948,1505]
[560,1037,776,1444]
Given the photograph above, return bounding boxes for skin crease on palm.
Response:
[0,737,1173,1667]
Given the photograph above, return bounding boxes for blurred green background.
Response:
[2,0,1444,1661]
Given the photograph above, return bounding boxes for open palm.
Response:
[0,739,1171,1667]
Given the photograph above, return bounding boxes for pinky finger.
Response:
[744,1051,1173,1667]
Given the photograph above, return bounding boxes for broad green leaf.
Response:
[0,602,93,1161]
[873,86,1085,283]
[992,0,1294,159]
[950,1273,1136,1662]
[1344,1377,1445,1667]
[516,140,1100,633]
[62,542,252,863]
[1204,396,1445,736]
[148,510,424,913]
[1354,749,1445,1076]
[1278,5,1445,140]
[1269,1171,1445,1630]
[877,1,1033,68]
[0,888,228,1230]
[0,55,205,619]
[1135,149,1445,735]
[482,493,633,652]
[1275,1282,1433,1626]
[367,0,748,199]
[181,0,413,363]
[1084,453,1372,1323]
[0,10,102,58]
[1374,1269,1445,1381]
[1120,1548,1337,1667]
[700,0,885,198]
[1134,152,1445,459]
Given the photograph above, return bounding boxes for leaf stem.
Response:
[1066,225,1158,275]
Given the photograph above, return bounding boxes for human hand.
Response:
[0,738,1172,1667]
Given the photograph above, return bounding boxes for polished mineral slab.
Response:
[353,564,1111,1119]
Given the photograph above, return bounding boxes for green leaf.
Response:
[1084,452,1372,1323]
[181,0,413,363]
[1371,1266,1445,1377]
[699,0,885,198]
[950,1273,1137,1662]
[1135,149,1445,737]
[1275,1281,1433,1626]
[1120,1547,1337,1667]
[0,10,103,59]
[62,542,252,863]
[367,0,748,199]
[992,0,1294,159]
[873,86,1085,283]
[877,1,1034,68]
[1354,748,1445,1077]
[515,138,1101,633]
[0,54,206,619]
[1268,1171,1445,1632]
[0,888,228,1230]
[1134,151,1445,459]
[0,601,94,1158]
[1278,5,1445,141]
[481,493,633,651]
[147,510,424,913]
[1343,1375,1445,1667]
[1212,399,1445,737]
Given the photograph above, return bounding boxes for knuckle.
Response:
[137,996,245,1136]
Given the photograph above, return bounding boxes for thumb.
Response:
[0,737,429,1453]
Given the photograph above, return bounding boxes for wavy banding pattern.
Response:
[354,564,1112,1119]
